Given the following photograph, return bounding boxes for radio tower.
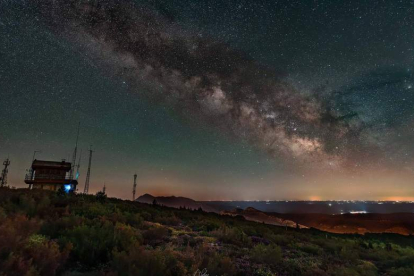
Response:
[132,173,137,201]
[84,146,93,194]
[0,158,11,188]
[69,122,81,180]
[75,149,82,180]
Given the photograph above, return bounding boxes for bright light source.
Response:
[64,184,72,192]
[350,211,367,214]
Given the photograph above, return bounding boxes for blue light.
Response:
[64,184,72,192]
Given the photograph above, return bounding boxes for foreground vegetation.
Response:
[1,188,414,275]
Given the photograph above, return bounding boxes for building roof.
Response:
[32,160,72,170]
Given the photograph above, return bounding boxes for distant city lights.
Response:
[349,211,368,214]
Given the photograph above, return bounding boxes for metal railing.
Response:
[25,170,74,182]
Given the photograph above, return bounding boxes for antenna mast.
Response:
[75,149,82,180]
[132,173,137,201]
[70,122,80,180]
[0,158,11,188]
[84,145,93,194]
[103,182,106,194]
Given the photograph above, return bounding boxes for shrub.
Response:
[24,235,71,275]
[0,207,7,221]
[302,243,323,255]
[143,226,170,246]
[112,246,187,276]
[356,261,378,276]
[206,254,237,276]
[0,216,70,275]
[60,221,116,266]
[127,213,144,228]
[340,245,359,262]
[333,267,359,276]
[155,214,181,226]
[212,227,250,246]
[254,268,276,276]
[18,195,36,216]
[250,244,282,265]
[95,191,107,203]
[114,223,143,250]
[388,265,414,276]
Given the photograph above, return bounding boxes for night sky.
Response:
[0,0,413,200]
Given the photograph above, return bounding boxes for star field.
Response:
[0,0,413,200]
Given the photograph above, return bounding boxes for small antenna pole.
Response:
[75,149,82,180]
[84,145,93,194]
[133,173,137,201]
[32,150,41,163]
[70,122,81,180]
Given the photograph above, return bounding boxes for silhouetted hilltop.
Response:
[136,194,217,212]
[222,207,307,229]
[136,193,155,203]
[244,207,260,212]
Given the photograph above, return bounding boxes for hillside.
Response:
[1,188,414,276]
[222,207,308,229]
[136,193,217,212]
[138,195,414,236]
[270,213,414,236]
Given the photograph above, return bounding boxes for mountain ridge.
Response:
[135,193,218,212]
[136,194,414,235]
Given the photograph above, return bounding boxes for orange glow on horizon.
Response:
[308,196,322,201]
[380,196,414,202]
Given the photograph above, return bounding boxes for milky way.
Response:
[1,0,414,199]
[29,0,381,170]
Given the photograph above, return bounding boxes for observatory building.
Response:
[24,160,78,192]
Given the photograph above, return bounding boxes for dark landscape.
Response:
[2,188,414,276]
[202,201,414,215]
[138,194,414,236]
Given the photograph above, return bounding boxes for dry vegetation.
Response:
[0,188,414,276]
